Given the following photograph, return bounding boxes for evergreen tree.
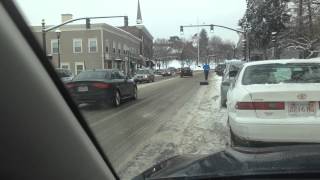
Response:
[199,29,209,62]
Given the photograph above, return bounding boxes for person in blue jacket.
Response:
[203,63,210,80]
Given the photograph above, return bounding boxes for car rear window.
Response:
[242,63,320,85]
[56,70,71,78]
[137,70,149,74]
[74,71,109,81]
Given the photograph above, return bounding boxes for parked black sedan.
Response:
[180,67,193,77]
[66,69,137,107]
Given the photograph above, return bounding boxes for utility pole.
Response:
[298,0,303,36]
[307,0,313,37]
[42,19,47,54]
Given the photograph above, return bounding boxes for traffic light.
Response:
[210,24,214,33]
[242,39,247,60]
[124,16,128,27]
[86,18,91,29]
[242,39,247,51]
[180,26,184,35]
[271,32,277,43]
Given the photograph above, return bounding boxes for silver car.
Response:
[220,61,244,107]
[134,69,155,83]
[56,68,74,83]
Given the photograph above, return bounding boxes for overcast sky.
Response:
[15,0,246,43]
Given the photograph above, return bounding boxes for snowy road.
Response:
[81,72,229,179]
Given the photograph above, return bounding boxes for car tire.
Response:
[132,86,138,100]
[230,129,251,147]
[112,90,121,107]
[221,98,227,107]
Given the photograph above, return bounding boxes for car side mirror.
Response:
[229,70,238,78]
[222,81,230,86]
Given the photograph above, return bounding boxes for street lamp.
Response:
[55,29,61,68]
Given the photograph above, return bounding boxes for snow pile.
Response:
[165,59,216,71]
[119,75,229,180]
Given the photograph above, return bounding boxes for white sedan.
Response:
[227,59,320,146]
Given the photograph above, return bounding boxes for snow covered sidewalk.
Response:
[119,75,230,179]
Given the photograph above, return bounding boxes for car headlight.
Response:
[144,75,148,78]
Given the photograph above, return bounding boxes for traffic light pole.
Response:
[41,16,128,54]
[180,24,248,61]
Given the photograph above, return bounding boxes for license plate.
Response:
[288,102,316,116]
[78,86,88,92]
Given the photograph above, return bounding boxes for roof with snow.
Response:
[244,58,320,67]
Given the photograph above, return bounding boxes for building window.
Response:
[107,61,112,69]
[88,38,97,53]
[60,63,70,70]
[75,62,85,75]
[105,40,109,53]
[73,39,82,53]
[118,43,122,55]
[51,39,58,54]
[113,41,117,54]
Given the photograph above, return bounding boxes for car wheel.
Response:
[221,98,227,107]
[113,90,121,107]
[132,86,138,100]
[230,129,251,147]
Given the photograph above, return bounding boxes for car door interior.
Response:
[0,1,117,179]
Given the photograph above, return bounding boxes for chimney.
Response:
[61,14,73,23]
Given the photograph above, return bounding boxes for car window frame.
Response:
[0,1,119,179]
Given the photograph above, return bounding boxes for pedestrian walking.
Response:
[203,63,210,81]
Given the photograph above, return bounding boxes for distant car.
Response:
[168,67,177,72]
[161,69,172,76]
[66,69,137,107]
[180,67,193,77]
[220,61,244,107]
[227,59,320,146]
[154,69,164,75]
[215,63,226,76]
[176,68,182,75]
[56,68,74,83]
[134,69,155,83]
[168,67,177,75]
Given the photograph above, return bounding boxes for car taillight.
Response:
[93,83,111,89]
[236,102,285,110]
[66,83,76,89]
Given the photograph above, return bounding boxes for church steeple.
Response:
[136,0,143,24]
